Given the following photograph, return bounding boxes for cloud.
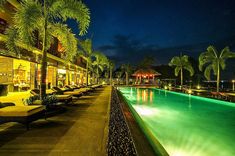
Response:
[97,34,235,66]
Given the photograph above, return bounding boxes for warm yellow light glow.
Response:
[58,69,66,74]
[188,89,192,94]
[197,85,200,89]
[150,91,153,103]
[164,86,168,90]
[171,150,188,156]
[133,105,159,116]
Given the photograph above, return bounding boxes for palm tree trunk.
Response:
[40,1,48,99]
[125,72,128,85]
[86,60,89,86]
[180,68,183,86]
[97,66,99,84]
[110,67,112,85]
[216,64,220,92]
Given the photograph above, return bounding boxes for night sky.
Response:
[70,0,235,66]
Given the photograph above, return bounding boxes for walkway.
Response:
[0,86,111,156]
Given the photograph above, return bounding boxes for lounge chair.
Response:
[65,85,80,90]
[52,87,84,97]
[211,92,220,98]
[90,84,102,89]
[30,89,72,104]
[0,102,15,108]
[0,104,45,130]
[219,92,231,101]
[65,85,92,93]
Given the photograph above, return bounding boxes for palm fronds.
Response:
[50,0,90,35]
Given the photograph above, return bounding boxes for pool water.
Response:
[118,87,235,156]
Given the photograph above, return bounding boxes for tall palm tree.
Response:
[121,63,132,85]
[92,51,107,84]
[169,55,194,86]
[199,46,235,92]
[78,39,94,86]
[0,0,6,12]
[4,0,90,98]
[108,60,114,85]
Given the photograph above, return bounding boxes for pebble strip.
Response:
[107,88,137,156]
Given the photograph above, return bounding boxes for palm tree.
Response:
[92,51,108,84]
[121,63,132,85]
[0,0,6,12]
[108,60,114,85]
[78,39,94,86]
[115,71,123,84]
[169,55,194,86]
[4,0,90,98]
[199,46,235,92]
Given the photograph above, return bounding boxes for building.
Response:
[132,68,161,85]
[0,0,87,92]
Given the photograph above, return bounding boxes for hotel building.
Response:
[0,0,88,92]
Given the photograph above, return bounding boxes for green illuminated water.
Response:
[118,87,235,156]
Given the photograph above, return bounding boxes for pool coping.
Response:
[117,88,169,156]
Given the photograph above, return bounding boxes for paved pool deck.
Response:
[0,86,111,156]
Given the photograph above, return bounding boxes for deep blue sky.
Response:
[70,0,235,65]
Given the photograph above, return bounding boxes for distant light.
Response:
[197,85,200,89]
[188,89,192,94]
[58,69,66,74]
[164,86,168,90]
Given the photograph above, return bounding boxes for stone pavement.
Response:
[0,86,111,156]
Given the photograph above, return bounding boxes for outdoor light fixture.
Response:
[197,85,200,90]
[188,89,192,94]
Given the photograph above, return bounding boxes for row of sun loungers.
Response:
[0,84,103,130]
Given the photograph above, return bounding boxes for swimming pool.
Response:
[118,87,235,156]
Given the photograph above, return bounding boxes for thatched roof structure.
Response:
[132,68,161,76]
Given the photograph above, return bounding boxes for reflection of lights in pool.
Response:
[171,151,187,156]
[133,105,159,116]
[150,91,153,103]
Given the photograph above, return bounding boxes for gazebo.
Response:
[132,68,161,84]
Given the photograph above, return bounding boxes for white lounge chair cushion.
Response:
[56,95,72,100]
[63,91,83,95]
[0,106,45,117]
